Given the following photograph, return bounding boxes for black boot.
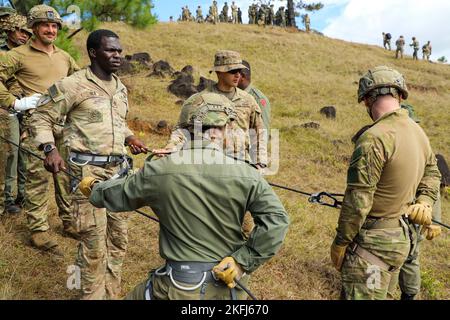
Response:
[401,293,416,300]
[5,202,21,214]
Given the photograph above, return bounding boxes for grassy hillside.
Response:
[1,22,449,300]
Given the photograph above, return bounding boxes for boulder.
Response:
[320,106,336,119]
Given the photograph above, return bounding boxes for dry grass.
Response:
[0,22,449,300]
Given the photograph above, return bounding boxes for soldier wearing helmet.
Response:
[78,92,289,300]
[0,13,32,51]
[0,4,79,255]
[0,13,32,217]
[330,66,441,300]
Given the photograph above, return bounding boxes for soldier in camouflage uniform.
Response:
[31,29,148,300]
[238,60,271,134]
[422,41,432,61]
[395,35,405,59]
[222,2,229,23]
[0,13,31,215]
[393,104,442,300]
[248,4,256,25]
[304,14,311,32]
[0,5,79,254]
[410,37,419,60]
[231,2,238,24]
[79,92,289,300]
[331,66,441,300]
[382,33,391,51]
[212,1,219,24]
[196,6,203,23]
[158,50,267,169]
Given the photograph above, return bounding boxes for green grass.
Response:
[0,21,449,300]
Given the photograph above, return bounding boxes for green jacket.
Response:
[90,141,289,273]
[335,109,441,246]
[246,84,271,133]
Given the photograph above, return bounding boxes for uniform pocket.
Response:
[72,198,97,234]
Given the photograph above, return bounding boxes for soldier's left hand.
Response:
[330,241,348,272]
[421,225,442,240]
[126,136,149,155]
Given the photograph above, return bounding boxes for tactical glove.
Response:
[79,177,99,197]
[406,201,432,226]
[213,257,244,288]
[330,242,348,272]
[13,94,42,112]
[421,225,441,240]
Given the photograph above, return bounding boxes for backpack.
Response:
[386,33,392,39]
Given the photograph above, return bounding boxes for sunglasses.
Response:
[227,69,242,75]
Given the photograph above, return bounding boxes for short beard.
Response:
[40,37,55,45]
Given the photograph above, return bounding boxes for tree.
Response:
[9,0,157,30]
[437,56,447,63]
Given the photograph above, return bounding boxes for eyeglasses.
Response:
[227,69,242,75]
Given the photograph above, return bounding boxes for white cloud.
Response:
[323,0,450,61]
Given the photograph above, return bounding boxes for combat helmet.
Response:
[27,4,62,29]
[0,13,32,35]
[358,66,408,103]
[179,92,236,131]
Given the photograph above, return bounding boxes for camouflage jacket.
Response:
[165,85,268,165]
[396,38,405,49]
[31,67,134,156]
[335,109,441,246]
[90,141,289,272]
[410,40,420,50]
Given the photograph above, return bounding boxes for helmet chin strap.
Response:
[366,104,375,121]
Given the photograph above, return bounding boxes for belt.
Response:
[69,152,124,166]
[154,261,220,291]
[349,243,398,272]
[363,217,402,229]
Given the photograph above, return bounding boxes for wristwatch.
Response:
[43,143,56,155]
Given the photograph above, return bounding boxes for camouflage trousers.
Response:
[4,113,26,206]
[69,162,129,300]
[396,193,442,298]
[21,131,72,232]
[341,218,410,300]
[384,40,391,50]
[396,48,404,59]
[412,49,419,60]
[125,268,250,300]
[0,109,10,213]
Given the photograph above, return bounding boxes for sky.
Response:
[153,0,450,61]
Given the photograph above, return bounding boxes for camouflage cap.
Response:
[210,50,249,73]
[358,66,409,103]
[27,4,62,29]
[0,13,32,35]
[179,92,236,129]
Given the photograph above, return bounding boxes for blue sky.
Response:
[153,0,450,61]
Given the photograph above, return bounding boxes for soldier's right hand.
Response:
[151,148,176,158]
[13,94,42,112]
[44,149,66,174]
[406,201,432,225]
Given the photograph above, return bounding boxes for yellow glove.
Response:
[212,257,244,289]
[79,177,99,197]
[406,201,432,226]
[421,225,442,240]
[330,242,348,272]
